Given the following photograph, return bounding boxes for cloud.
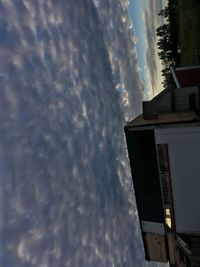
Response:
[143,8,158,95]
[143,2,164,98]
[0,1,146,267]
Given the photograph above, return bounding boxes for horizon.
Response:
[128,0,168,100]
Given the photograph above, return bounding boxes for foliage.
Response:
[156,0,178,89]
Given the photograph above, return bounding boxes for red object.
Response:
[173,67,200,88]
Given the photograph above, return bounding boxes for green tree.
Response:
[157,0,179,88]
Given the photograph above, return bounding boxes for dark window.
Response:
[157,144,175,230]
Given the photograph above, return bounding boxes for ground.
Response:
[177,0,200,66]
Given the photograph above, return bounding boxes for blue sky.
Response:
[128,0,167,99]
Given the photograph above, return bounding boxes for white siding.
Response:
[155,127,200,233]
[156,86,199,113]
[156,91,171,112]
[175,86,199,111]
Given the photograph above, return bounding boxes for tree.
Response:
[156,0,179,88]
[158,6,169,19]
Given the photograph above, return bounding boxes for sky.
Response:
[0,1,168,267]
[128,0,167,99]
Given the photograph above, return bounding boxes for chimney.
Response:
[142,101,157,120]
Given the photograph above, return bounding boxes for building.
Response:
[124,66,200,267]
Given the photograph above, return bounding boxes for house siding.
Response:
[155,127,200,233]
[155,87,199,113]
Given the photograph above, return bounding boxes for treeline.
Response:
[156,0,179,88]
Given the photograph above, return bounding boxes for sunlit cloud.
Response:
[143,4,164,98]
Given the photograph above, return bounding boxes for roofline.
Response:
[124,119,200,131]
[171,67,180,88]
[152,87,171,101]
[175,65,200,71]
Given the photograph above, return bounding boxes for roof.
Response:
[124,128,167,262]
[172,66,200,88]
[124,129,164,223]
[125,111,199,129]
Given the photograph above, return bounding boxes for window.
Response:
[157,144,175,230]
[166,208,171,216]
[165,208,172,228]
[165,217,172,228]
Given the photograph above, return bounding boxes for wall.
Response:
[144,233,168,262]
[155,87,199,113]
[155,126,200,233]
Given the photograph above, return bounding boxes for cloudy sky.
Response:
[0,1,168,267]
[128,0,168,99]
